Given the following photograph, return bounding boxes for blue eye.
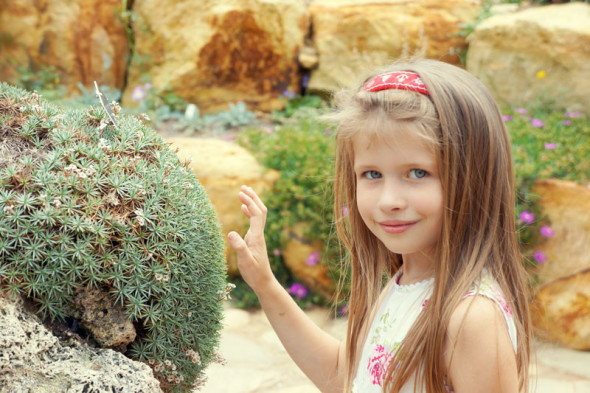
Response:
[363,170,382,180]
[409,169,428,179]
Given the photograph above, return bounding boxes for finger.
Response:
[240,186,267,215]
[228,231,254,262]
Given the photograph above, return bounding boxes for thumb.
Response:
[228,231,251,258]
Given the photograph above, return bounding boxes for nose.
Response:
[378,179,407,212]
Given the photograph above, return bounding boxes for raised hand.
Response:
[228,185,275,293]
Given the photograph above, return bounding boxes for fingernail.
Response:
[228,232,236,240]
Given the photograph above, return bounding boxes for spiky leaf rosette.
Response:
[0,82,227,392]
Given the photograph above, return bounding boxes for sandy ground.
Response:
[202,306,590,393]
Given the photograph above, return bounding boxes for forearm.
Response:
[256,278,345,393]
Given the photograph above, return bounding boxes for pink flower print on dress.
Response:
[367,344,394,386]
[489,286,513,318]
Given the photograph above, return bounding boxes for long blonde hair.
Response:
[329,59,531,392]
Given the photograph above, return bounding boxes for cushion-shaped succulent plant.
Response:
[0,82,228,392]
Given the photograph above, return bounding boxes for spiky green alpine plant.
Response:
[0,82,228,392]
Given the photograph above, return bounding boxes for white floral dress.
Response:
[351,271,517,393]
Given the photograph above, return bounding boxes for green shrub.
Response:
[0,83,228,392]
[507,108,589,273]
[235,111,341,308]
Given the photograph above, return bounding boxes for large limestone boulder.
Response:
[0,0,129,94]
[124,0,309,113]
[0,295,162,392]
[532,179,590,286]
[466,2,590,114]
[530,179,590,350]
[307,0,480,92]
[531,269,590,350]
[166,137,279,275]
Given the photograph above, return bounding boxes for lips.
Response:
[379,220,417,234]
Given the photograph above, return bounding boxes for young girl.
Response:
[228,58,531,393]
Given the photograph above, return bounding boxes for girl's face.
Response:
[353,126,443,266]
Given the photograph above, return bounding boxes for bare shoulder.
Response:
[447,295,505,341]
[444,296,518,393]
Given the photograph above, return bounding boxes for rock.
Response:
[532,179,590,286]
[282,223,335,298]
[70,287,136,350]
[0,0,129,95]
[531,269,590,350]
[466,2,590,114]
[0,295,162,392]
[307,0,480,92]
[124,0,309,113]
[166,137,279,275]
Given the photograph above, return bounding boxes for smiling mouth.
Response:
[379,221,417,234]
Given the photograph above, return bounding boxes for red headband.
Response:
[362,71,429,96]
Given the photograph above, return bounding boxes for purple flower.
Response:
[519,211,534,224]
[502,115,512,122]
[540,226,555,237]
[131,85,147,102]
[544,143,556,150]
[226,135,235,141]
[273,248,282,257]
[533,251,547,263]
[564,112,580,118]
[515,108,528,115]
[342,205,348,217]
[563,120,572,126]
[338,304,349,316]
[283,90,296,99]
[531,118,545,128]
[305,251,320,266]
[301,74,310,89]
[288,283,308,299]
[324,128,332,135]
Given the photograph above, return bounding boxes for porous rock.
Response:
[466,2,590,114]
[531,269,590,350]
[124,0,309,113]
[0,0,129,95]
[70,287,136,350]
[166,137,279,275]
[0,295,162,392]
[307,0,479,92]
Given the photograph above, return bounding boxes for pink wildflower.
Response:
[533,251,547,263]
[519,211,534,224]
[540,226,554,237]
[544,143,556,150]
[288,283,308,299]
[305,251,320,266]
[531,118,545,128]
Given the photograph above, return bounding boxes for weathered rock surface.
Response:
[167,137,279,275]
[0,0,129,94]
[532,179,590,286]
[529,179,590,350]
[70,287,136,350]
[531,269,590,350]
[282,223,335,298]
[0,295,162,392]
[307,0,479,92]
[124,0,309,113]
[466,2,590,114]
